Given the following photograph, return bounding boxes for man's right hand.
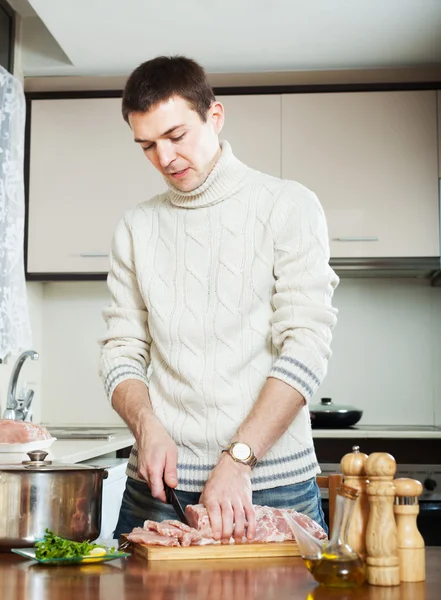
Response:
[137,423,178,503]
[110,379,179,503]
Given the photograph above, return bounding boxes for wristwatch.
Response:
[222,442,258,469]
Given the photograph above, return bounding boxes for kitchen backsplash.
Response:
[0,278,440,427]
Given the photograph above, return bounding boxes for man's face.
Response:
[129,96,224,192]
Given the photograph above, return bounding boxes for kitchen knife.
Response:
[163,478,189,525]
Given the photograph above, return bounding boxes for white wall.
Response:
[40,281,124,426]
[34,277,441,428]
[318,278,441,426]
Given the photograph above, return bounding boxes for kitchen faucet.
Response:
[3,350,39,421]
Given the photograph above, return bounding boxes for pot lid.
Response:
[0,450,108,472]
[309,397,361,414]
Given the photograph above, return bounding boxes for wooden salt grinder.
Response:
[340,445,369,559]
[393,477,425,582]
[365,452,400,586]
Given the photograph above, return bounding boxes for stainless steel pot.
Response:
[309,397,363,428]
[0,450,108,551]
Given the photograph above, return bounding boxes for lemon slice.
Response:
[82,547,107,562]
[88,547,107,556]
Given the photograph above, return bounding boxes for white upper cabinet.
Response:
[27,97,166,274]
[27,91,439,275]
[281,91,439,258]
[438,91,441,178]
[27,95,281,275]
[217,95,281,176]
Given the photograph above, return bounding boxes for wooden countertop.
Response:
[1,547,440,600]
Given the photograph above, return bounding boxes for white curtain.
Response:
[0,66,32,361]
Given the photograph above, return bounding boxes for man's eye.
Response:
[171,134,185,143]
[142,144,153,152]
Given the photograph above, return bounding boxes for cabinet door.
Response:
[282,91,439,258]
[217,95,281,176]
[27,95,281,275]
[27,98,166,274]
[438,91,441,178]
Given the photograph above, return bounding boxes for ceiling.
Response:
[8,0,441,77]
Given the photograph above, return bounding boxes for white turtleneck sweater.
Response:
[99,141,339,492]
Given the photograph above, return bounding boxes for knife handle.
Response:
[163,480,173,504]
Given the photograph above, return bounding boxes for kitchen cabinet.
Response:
[217,94,281,177]
[281,91,439,258]
[438,91,441,177]
[27,97,165,275]
[26,95,281,276]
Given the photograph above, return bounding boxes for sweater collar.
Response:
[166,141,249,209]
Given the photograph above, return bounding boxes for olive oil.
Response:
[304,553,366,588]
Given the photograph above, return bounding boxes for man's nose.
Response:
[157,143,176,169]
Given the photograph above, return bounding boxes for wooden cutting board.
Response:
[121,535,300,561]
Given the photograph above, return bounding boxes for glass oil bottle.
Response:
[294,484,366,588]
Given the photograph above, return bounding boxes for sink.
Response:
[46,428,119,440]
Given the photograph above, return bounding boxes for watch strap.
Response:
[222,442,258,469]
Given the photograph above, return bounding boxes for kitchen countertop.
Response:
[0,428,134,465]
[0,547,440,600]
[1,424,439,467]
[312,425,441,438]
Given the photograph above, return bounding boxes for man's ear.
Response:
[209,101,225,135]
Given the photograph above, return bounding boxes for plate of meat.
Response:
[122,503,327,561]
[0,420,56,452]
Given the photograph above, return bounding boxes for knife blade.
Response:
[163,478,189,525]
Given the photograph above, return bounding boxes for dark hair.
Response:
[122,55,215,124]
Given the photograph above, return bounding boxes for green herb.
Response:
[34,529,115,559]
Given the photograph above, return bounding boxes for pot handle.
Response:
[85,466,110,479]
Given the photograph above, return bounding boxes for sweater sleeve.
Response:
[268,183,339,402]
[98,209,151,403]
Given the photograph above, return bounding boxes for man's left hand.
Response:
[199,453,256,542]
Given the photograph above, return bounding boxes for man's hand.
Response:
[137,422,178,503]
[111,380,178,504]
[199,452,256,542]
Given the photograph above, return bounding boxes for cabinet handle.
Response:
[333,237,379,242]
[79,253,109,258]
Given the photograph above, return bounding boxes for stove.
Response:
[349,425,441,432]
[319,462,441,500]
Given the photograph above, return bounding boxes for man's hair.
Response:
[122,55,215,124]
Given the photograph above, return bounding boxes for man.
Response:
[99,55,339,542]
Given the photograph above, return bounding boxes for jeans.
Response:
[114,476,327,539]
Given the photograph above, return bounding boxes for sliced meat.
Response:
[127,527,180,547]
[142,519,201,547]
[0,420,53,444]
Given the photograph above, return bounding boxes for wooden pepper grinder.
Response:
[341,445,369,559]
[393,477,425,582]
[365,452,400,586]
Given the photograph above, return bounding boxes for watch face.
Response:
[232,443,251,461]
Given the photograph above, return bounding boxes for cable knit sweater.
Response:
[99,141,339,492]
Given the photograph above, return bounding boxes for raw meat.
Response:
[143,519,202,547]
[127,503,327,548]
[185,504,328,543]
[0,420,53,444]
[127,527,180,547]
